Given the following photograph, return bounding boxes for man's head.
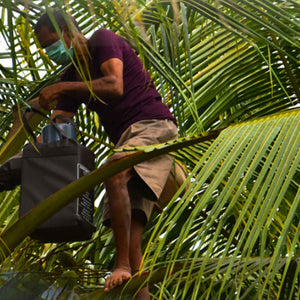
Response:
[35,9,81,65]
[34,9,80,36]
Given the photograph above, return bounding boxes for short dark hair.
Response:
[34,9,80,35]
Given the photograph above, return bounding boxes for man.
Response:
[34,9,177,299]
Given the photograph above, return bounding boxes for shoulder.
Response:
[89,28,123,45]
[88,29,128,64]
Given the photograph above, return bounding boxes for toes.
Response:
[104,275,115,292]
[104,278,111,291]
[104,269,131,292]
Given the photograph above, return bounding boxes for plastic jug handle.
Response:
[22,108,70,143]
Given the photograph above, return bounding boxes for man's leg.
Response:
[104,168,133,292]
[130,212,150,300]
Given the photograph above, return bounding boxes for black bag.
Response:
[0,156,22,192]
[19,109,96,242]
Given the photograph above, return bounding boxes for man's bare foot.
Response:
[104,268,131,292]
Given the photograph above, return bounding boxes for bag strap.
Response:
[53,114,86,146]
[52,114,77,129]
[22,108,72,143]
[50,114,78,142]
[22,107,48,143]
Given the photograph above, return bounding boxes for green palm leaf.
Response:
[142,109,300,299]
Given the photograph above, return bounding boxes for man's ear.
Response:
[64,22,79,38]
[61,24,73,48]
[61,24,70,36]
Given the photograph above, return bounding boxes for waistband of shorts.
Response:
[131,118,177,127]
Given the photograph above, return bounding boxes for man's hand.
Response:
[39,83,64,111]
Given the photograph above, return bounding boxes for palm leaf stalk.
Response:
[0,129,220,261]
[86,256,294,299]
[0,98,47,164]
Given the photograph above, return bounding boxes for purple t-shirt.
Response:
[56,29,176,144]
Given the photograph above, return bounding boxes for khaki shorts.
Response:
[102,119,178,227]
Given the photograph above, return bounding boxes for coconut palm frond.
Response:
[142,109,300,299]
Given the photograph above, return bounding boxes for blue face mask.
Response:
[45,40,73,65]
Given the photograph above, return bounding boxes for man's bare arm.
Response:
[39,58,124,111]
[51,110,76,121]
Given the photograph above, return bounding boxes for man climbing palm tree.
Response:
[34,9,177,299]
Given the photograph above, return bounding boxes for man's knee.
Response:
[105,168,134,188]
